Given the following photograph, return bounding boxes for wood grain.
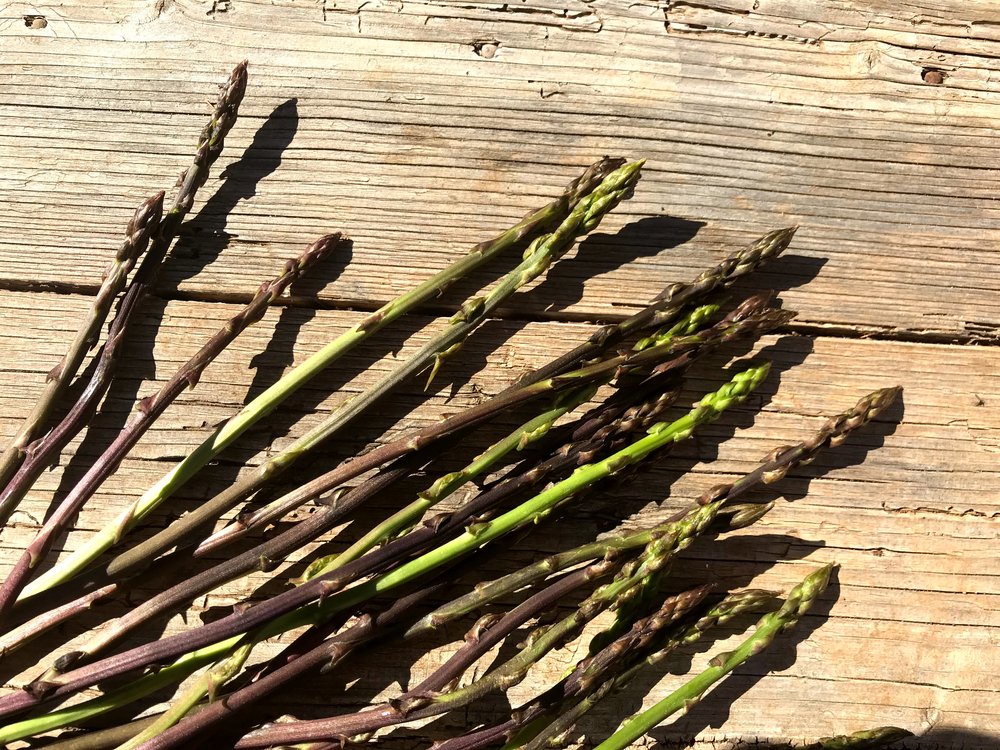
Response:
[2,1,1000,340]
[0,0,998,747]
[0,291,997,748]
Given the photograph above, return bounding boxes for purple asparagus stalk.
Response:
[231,581,713,749]
[0,193,163,527]
[0,61,248,541]
[0,193,163,507]
[511,226,796,388]
[0,235,343,620]
[40,370,677,678]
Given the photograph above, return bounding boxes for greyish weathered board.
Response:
[0,1,998,748]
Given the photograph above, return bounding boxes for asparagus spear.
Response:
[0,235,343,617]
[20,157,625,599]
[805,727,913,749]
[99,160,644,581]
[50,387,595,677]
[434,589,779,750]
[594,564,834,750]
[95,294,786,584]
[0,60,248,550]
[198,301,716,559]
[0,193,163,503]
[511,226,796,388]
[1,366,766,722]
[0,193,164,529]
[0,584,116,660]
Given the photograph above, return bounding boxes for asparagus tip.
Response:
[817,725,913,749]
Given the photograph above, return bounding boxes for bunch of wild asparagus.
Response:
[0,62,911,750]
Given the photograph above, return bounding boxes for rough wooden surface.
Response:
[0,1,998,748]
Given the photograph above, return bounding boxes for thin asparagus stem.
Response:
[0,584,116,660]
[409,382,899,641]
[515,588,779,750]
[38,716,164,750]
[806,727,913,749]
[100,293,785,581]
[104,160,644,580]
[23,156,625,598]
[0,192,164,529]
[35,296,782,675]
[512,226,796,388]
[8,367,766,723]
[0,193,164,504]
[4,60,249,596]
[200,302,719,557]
[595,564,834,750]
[0,236,343,616]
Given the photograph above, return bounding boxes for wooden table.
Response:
[0,1,997,748]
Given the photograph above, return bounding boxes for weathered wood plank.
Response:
[0,291,996,747]
[0,0,999,340]
[1,1,998,746]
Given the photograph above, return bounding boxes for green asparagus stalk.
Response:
[512,226,796,388]
[0,235,343,617]
[17,157,625,599]
[197,301,719,558]
[512,589,780,750]
[2,366,766,727]
[302,386,597,579]
[0,193,164,502]
[806,727,913,749]
[101,160,644,581]
[594,564,834,750]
